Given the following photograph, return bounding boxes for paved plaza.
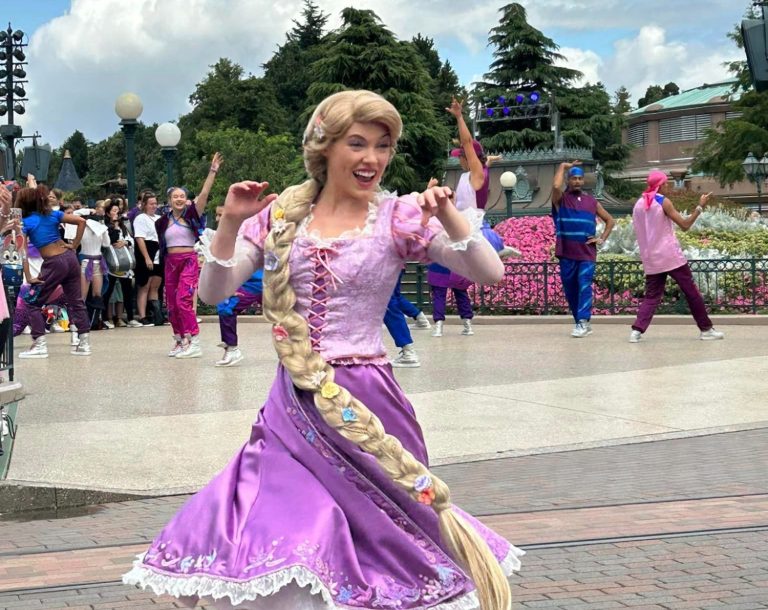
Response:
[1,319,768,608]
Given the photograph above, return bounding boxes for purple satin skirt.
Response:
[123,364,522,609]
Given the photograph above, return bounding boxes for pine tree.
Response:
[613,86,632,113]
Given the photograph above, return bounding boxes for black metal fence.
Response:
[402,258,768,316]
[0,285,14,382]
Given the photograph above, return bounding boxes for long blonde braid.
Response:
[260,91,511,610]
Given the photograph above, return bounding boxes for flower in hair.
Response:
[264,250,280,271]
[414,475,433,493]
[308,370,327,388]
[271,218,287,236]
[273,207,285,221]
[417,488,436,506]
[272,324,289,342]
[313,115,326,141]
[320,381,340,399]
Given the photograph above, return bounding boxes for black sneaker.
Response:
[139,317,154,327]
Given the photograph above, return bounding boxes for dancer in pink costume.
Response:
[124,90,522,610]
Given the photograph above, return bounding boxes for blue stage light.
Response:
[486,107,494,117]
[530,91,540,103]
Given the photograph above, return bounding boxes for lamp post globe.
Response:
[115,92,143,209]
[155,122,181,190]
[500,171,517,217]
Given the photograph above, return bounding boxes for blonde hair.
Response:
[263,90,511,610]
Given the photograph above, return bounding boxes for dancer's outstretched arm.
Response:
[193,152,223,217]
[447,98,485,191]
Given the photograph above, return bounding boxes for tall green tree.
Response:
[263,0,330,139]
[474,2,581,150]
[307,8,450,193]
[613,86,632,113]
[61,130,90,179]
[410,34,466,129]
[637,82,679,108]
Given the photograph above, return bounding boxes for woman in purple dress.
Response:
[123,90,522,610]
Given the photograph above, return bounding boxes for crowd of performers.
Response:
[0,90,728,610]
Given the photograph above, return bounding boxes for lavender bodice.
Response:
[199,192,502,363]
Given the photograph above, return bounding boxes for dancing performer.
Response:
[124,90,522,610]
[156,152,221,358]
[17,185,92,358]
[552,160,615,338]
[385,269,430,367]
[68,207,109,330]
[629,170,724,342]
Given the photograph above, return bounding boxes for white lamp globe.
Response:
[155,122,182,148]
[500,171,517,189]
[115,92,143,121]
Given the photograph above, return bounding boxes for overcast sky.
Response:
[6,0,747,148]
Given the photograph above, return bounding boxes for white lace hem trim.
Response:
[123,546,523,609]
[196,231,253,268]
[434,208,486,252]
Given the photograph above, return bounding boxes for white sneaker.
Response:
[71,333,91,356]
[103,320,115,330]
[391,344,420,368]
[168,336,184,357]
[571,322,590,338]
[126,319,143,328]
[498,246,522,259]
[70,331,79,347]
[196,317,202,324]
[22,325,31,335]
[700,328,724,341]
[176,337,202,359]
[215,347,243,367]
[461,319,474,336]
[411,312,431,330]
[432,320,443,337]
[19,337,48,359]
[629,329,642,343]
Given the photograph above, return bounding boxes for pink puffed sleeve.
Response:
[198,204,272,305]
[390,195,504,286]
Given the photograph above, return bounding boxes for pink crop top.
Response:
[165,220,196,248]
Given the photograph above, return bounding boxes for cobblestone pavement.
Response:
[1,429,767,608]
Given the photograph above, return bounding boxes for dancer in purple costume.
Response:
[124,90,522,610]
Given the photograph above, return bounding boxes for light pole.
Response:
[155,122,181,191]
[500,170,517,217]
[114,92,143,209]
[742,151,768,215]
[0,25,28,178]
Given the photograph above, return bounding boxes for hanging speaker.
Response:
[20,145,52,180]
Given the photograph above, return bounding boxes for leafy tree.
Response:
[263,0,331,139]
[307,8,450,193]
[410,35,466,128]
[613,86,632,113]
[637,82,679,108]
[61,130,89,179]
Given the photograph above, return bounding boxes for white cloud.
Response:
[556,47,603,85]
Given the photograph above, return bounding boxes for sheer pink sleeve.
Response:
[390,195,504,285]
[198,205,271,304]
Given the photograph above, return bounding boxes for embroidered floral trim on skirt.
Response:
[123,364,523,609]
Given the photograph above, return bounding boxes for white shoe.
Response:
[411,312,431,330]
[196,317,202,324]
[22,325,31,335]
[215,347,243,367]
[461,319,474,336]
[70,331,79,346]
[176,337,202,359]
[700,328,724,341]
[432,320,443,337]
[71,333,91,356]
[168,336,184,357]
[103,320,115,330]
[498,246,522,259]
[571,322,590,338]
[629,329,642,343]
[391,344,420,368]
[19,337,48,359]
[126,319,143,328]
[51,322,65,333]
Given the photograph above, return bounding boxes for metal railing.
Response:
[0,285,14,381]
[402,258,768,316]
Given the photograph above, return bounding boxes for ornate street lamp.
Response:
[499,170,518,217]
[742,151,768,215]
[155,122,181,192]
[114,92,143,208]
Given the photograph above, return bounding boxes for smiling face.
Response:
[324,121,392,203]
[169,188,187,213]
[107,204,120,221]
[144,197,158,216]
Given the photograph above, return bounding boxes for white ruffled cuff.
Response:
[434,208,486,252]
[196,232,253,268]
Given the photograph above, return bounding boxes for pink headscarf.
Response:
[642,170,669,209]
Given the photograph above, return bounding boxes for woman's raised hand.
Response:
[417,184,453,227]
[446,97,463,119]
[222,181,278,225]
[210,152,223,173]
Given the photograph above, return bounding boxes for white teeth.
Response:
[354,170,375,179]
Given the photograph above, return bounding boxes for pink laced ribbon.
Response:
[303,244,343,351]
